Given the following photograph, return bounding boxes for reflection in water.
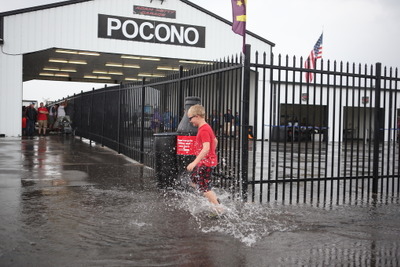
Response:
[17,182,400,266]
[1,136,398,266]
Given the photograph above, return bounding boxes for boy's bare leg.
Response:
[204,190,224,214]
[204,190,219,205]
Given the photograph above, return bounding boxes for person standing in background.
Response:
[25,103,37,137]
[223,109,234,137]
[209,109,220,136]
[37,102,49,136]
[54,101,69,130]
[48,104,58,131]
[22,112,27,136]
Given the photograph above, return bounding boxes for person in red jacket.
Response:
[37,102,49,136]
[22,114,27,136]
[186,104,221,210]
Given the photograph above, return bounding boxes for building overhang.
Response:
[23,47,214,84]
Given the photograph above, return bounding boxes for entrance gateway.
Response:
[0,0,275,137]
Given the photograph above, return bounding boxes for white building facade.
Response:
[0,0,274,137]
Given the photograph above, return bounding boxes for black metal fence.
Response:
[67,57,245,195]
[248,48,400,204]
[64,45,400,204]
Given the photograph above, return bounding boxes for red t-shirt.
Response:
[194,123,217,167]
[37,107,48,121]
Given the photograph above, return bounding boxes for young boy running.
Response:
[186,104,221,207]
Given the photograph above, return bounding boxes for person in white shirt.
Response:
[54,101,71,129]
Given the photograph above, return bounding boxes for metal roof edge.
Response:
[180,0,275,47]
[0,0,93,17]
[0,0,275,48]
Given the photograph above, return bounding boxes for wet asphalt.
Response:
[0,135,399,267]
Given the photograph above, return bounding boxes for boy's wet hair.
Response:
[188,104,205,118]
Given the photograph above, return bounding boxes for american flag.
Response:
[304,33,323,82]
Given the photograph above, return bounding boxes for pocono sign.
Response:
[98,14,206,48]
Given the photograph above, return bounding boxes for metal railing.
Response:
[66,58,246,197]
[63,45,400,204]
[248,50,400,204]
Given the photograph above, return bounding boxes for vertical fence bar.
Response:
[250,53,258,202]
[267,53,275,202]
[117,83,122,154]
[385,67,392,196]
[355,63,362,200]
[140,78,146,164]
[372,62,382,195]
[367,64,374,198]
[79,90,83,141]
[89,88,95,146]
[178,66,184,122]
[323,60,330,203]
[337,62,344,204]
[394,68,399,195]
[101,86,106,147]
[258,52,267,202]
[241,44,251,201]
[275,54,282,201]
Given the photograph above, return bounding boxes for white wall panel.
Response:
[0,54,23,136]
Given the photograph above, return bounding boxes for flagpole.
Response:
[242,23,246,54]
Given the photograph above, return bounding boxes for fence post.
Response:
[117,82,122,154]
[241,44,251,201]
[372,62,382,196]
[178,65,184,122]
[101,85,107,147]
[140,78,146,164]
[89,88,94,146]
[80,90,83,141]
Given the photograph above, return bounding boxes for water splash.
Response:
[166,186,299,247]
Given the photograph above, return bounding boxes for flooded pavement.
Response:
[0,136,399,266]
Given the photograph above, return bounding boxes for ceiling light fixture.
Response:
[39,72,55,76]
[39,72,69,77]
[105,63,140,68]
[138,73,165,78]
[108,71,123,75]
[84,75,97,79]
[49,58,87,64]
[43,67,76,72]
[60,69,77,72]
[93,70,123,75]
[54,73,70,77]
[78,51,100,56]
[43,67,60,72]
[56,49,100,56]
[68,60,87,65]
[49,58,68,63]
[84,75,111,80]
[55,49,77,54]
[93,70,108,74]
[121,55,160,61]
[157,66,184,71]
[179,60,212,65]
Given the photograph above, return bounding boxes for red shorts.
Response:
[191,166,214,192]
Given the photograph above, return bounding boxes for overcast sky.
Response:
[1,0,399,103]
